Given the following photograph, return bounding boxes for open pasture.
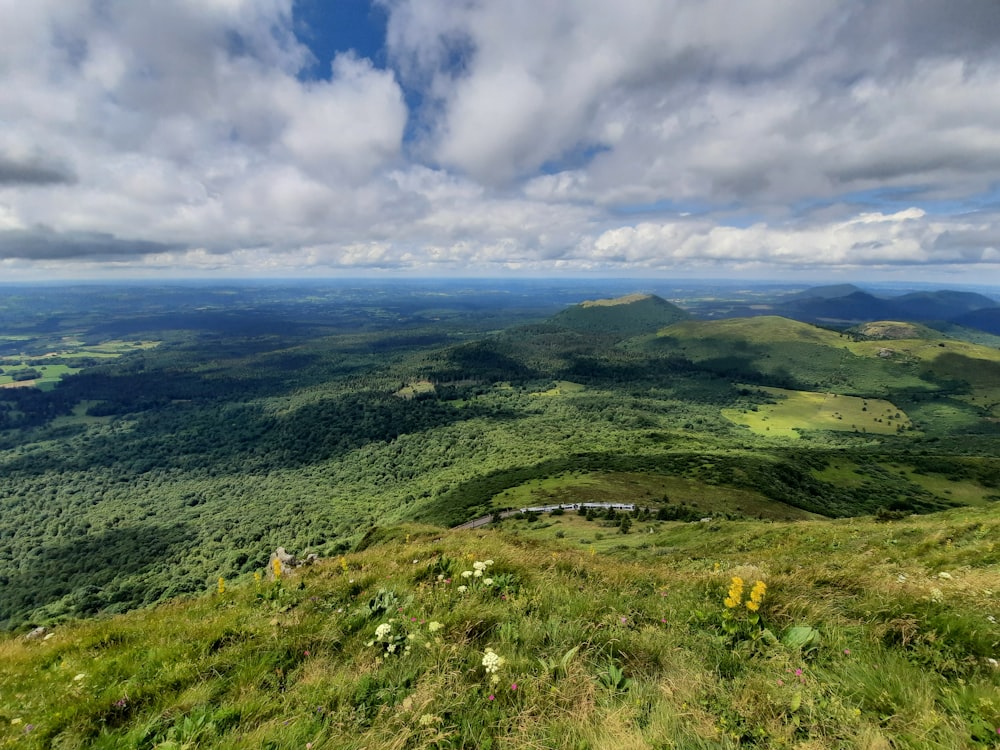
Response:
[722,386,913,438]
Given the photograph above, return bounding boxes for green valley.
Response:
[0,280,998,748]
[1,282,998,629]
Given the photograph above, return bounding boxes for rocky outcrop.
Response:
[267,547,318,579]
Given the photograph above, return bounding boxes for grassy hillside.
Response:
[3,299,1000,632]
[649,316,1000,406]
[2,507,998,749]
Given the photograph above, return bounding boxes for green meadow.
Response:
[722,386,913,439]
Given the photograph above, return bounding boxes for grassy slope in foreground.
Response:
[2,507,998,750]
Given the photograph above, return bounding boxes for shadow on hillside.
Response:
[0,522,192,628]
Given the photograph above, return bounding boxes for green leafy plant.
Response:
[598,659,632,693]
[538,644,581,681]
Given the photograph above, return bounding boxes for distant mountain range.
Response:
[777,285,998,324]
[553,286,1000,338]
[699,285,1000,337]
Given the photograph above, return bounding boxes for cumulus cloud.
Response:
[0,0,999,280]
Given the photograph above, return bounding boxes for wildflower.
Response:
[461,570,473,579]
[457,585,468,593]
[844,649,851,655]
[484,560,494,567]
[419,714,438,726]
[254,571,262,585]
[473,561,487,572]
[217,577,225,594]
[339,557,348,572]
[724,576,744,608]
[938,571,953,580]
[482,648,504,674]
[488,694,495,701]
[428,621,444,633]
[437,574,444,581]
[511,683,518,691]
[474,569,483,577]
[10,719,22,726]
[483,578,493,586]
[272,557,282,579]
[375,623,392,640]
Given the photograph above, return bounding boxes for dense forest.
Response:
[1,281,999,629]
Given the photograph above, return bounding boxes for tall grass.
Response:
[2,507,998,748]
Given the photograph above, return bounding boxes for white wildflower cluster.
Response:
[367,619,413,656]
[457,559,495,591]
[482,647,504,684]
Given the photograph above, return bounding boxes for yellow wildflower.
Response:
[745,599,760,611]
[272,557,282,579]
[725,576,744,607]
[217,577,225,594]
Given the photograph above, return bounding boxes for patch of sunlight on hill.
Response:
[580,293,652,307]
[722,386,914,439]
[659,316,846,345]
[530,380,586,397]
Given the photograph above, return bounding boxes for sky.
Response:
[1,0,1000,284]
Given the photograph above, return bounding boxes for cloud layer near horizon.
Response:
[1,0,999,280]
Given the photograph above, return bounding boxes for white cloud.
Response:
[0,0,999,281]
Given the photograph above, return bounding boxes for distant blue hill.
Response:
[777,286,999,329]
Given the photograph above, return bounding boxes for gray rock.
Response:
[268,547,320,578]
[24,626,48,640]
